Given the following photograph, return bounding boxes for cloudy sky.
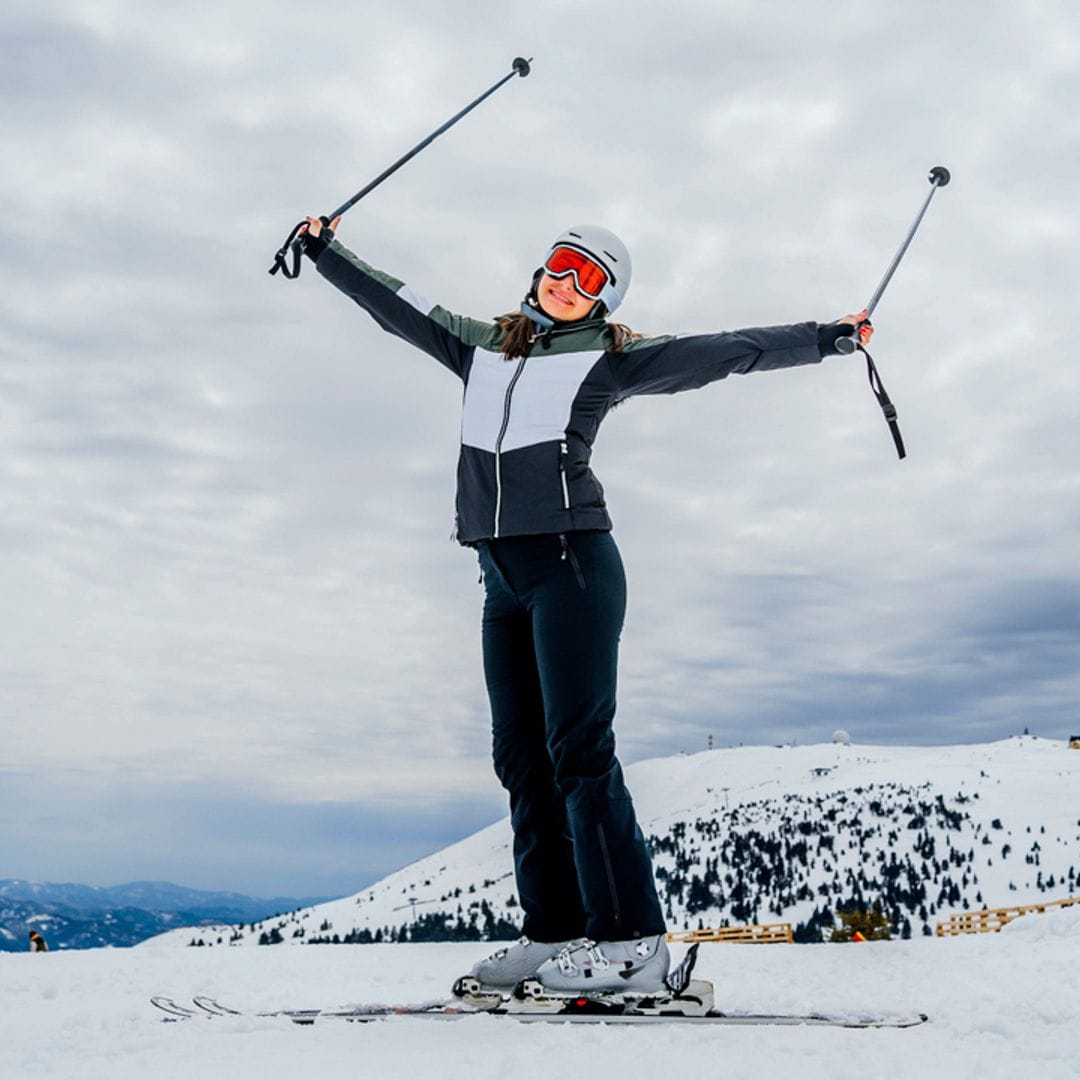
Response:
[2,1,1078,898]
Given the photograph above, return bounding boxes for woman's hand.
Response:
[302,214,343,238]
[297,214,344,265]
[835,308,874,347]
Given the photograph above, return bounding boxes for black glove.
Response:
[817,321,857,357]
[301,220,335,262]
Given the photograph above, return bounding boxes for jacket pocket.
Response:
[559,441,571,511]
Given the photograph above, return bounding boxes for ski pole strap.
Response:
[862,347,906,459]
[269,220,308,279]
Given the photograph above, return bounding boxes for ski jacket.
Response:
[313,241,824,544]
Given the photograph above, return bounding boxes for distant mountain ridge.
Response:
[150,736,1080,949]
[0,880,332,952]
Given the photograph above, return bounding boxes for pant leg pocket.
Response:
[559,534,586,590]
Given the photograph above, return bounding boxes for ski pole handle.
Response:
[834,321,870,355]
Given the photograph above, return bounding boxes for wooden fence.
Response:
[936,895,1079,936]
[668,896,1078,942]
[667,922,794,945]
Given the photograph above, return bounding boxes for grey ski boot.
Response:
[533,934,670,994]
[455,936,571,994]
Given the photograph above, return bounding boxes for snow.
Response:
[3,908,1079,1079]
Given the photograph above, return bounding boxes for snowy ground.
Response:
[3,906,1077,1079]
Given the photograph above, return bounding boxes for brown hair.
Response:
[494,310,642,360]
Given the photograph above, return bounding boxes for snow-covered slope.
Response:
[154,737,1080,948]
[6,905,1080,1080]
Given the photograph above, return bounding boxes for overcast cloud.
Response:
[2,1,1078,896]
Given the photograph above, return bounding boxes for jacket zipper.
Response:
[493,356,527,538]
[559,441,571,510]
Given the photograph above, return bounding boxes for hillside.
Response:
[0,881,329,952]
[154,736,1080,949]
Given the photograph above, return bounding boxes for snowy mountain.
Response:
[152,737,1080,949]
[0,880,330,952]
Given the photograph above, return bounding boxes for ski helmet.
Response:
[540,225,632,316]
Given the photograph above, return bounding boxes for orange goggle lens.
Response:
[544,246,610,300]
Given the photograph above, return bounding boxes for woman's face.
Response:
[535,271,597,323]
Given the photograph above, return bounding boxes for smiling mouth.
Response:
[548,289,577,306]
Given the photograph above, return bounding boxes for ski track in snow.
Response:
[3,908,1079,1079]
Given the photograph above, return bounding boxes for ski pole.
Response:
[835,165,950,353]
[270,56,532,279]
[835,165,951,461]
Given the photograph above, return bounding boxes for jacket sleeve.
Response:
[609,322,823,397]
[313,241,502,379]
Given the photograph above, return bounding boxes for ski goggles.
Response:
[543,246,612,300]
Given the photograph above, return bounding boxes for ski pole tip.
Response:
[513,56,532,77]
[929,165,951,187]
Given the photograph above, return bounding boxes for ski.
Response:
[193,995,242,1017]
[149,996,201,1020]
[151,941,926,1028]
[150,994,926,1029]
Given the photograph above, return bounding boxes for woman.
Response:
[298,216,871,995]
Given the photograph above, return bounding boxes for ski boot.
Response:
[511,942,714,1017]
[451,936,571,1008]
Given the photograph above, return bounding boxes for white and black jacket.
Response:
[313,240,825,544]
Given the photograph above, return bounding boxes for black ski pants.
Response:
[476,529,665,943]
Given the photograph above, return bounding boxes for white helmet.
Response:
[542,224,632,316]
